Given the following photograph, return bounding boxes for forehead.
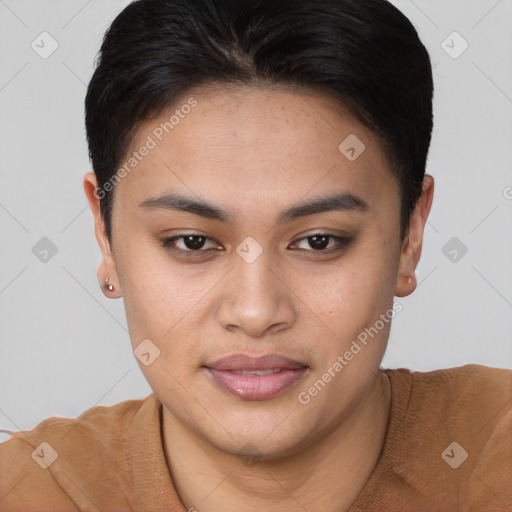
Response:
[117,84,398,220]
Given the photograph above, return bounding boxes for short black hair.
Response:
[85,0,433,243]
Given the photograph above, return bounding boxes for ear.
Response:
[83,172,122,298]
[394,174,435,297]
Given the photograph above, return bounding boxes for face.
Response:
[84,84,432,458]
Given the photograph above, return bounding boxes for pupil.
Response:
[310,235,329,250]
[185,235,205,250]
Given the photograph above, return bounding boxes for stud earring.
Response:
[104,276,115,292]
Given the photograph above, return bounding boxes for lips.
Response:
[206,354,306,371]
[203,354,309,400]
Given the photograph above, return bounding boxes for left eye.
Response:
[291,233,352,252]
[161,233,352,255]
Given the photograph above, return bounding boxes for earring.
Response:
[104,276,115,292]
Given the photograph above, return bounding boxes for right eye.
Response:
[161,233,223,257]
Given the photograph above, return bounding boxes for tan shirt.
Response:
[1,364,511,511]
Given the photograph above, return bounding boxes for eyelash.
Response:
[161,232,353,258]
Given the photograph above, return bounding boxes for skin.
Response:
[84,84,434,512]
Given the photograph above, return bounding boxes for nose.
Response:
[216,250,298,338]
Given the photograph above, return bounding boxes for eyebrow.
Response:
[138,191,369,223]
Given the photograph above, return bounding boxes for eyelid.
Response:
[289,232,353,252]
[161,233,221,254]
[161,231,353,255]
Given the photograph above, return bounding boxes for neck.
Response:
[162,371,391,512]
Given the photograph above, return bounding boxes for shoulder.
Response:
[412,362,511,389]
[383,364,512,508]
[409,363,511,419]
[396,363,511,450]
[0,395,156,511]
[416,364,512,506]
[386,363,511,425]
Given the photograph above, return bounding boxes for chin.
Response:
[201,408,321,460]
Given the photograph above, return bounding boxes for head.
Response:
[84,0,434,457]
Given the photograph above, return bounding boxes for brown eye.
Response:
[161,234,221,256]
[291,233,353,253]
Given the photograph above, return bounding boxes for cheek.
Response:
[114,240,176,341]
[121,266,205,391]
[306,261,391,322]
[117,243,219,364]
[299,243,397,350]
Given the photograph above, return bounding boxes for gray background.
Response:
[1,0,511,438]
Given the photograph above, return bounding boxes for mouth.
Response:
[203,354,310,400]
